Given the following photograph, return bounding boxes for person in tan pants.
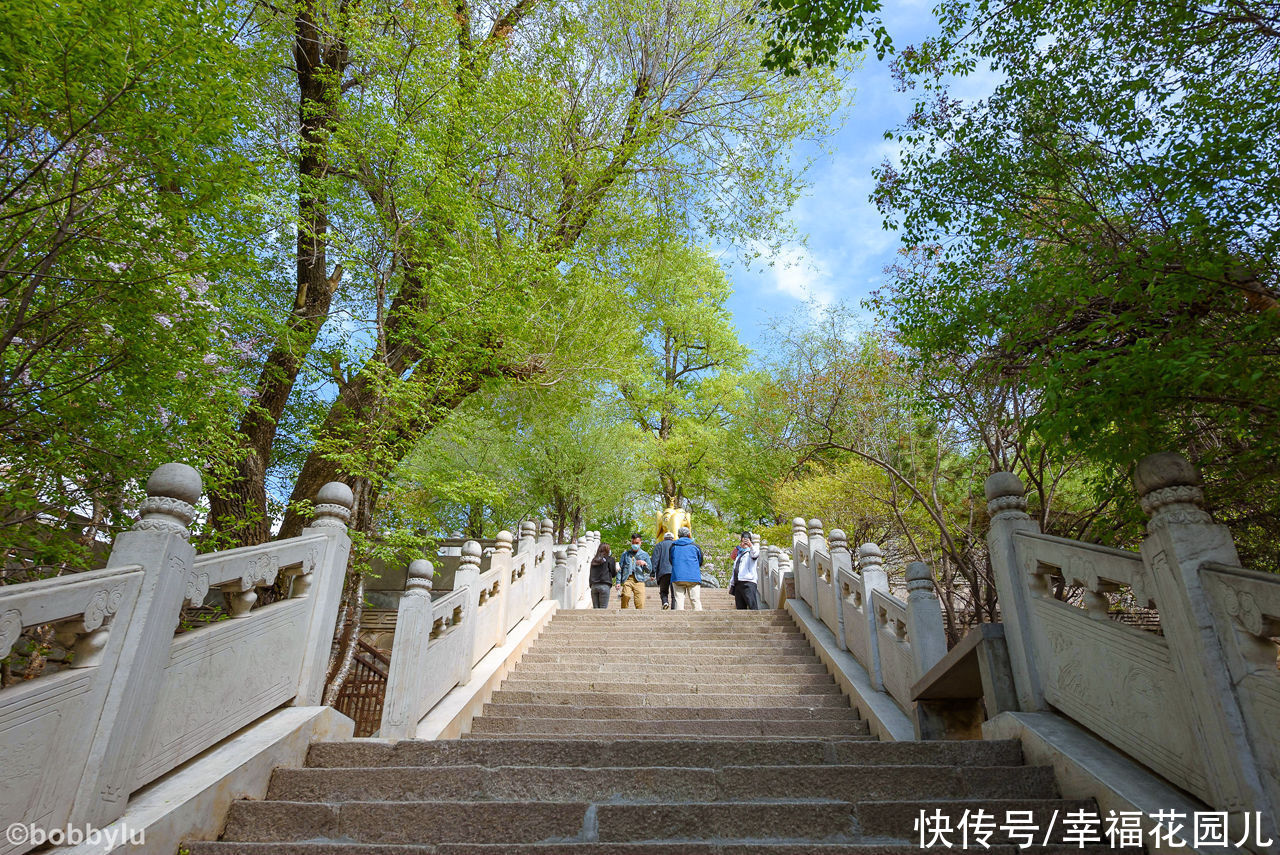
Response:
[616,533,652,608]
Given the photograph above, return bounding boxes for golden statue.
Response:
[655,506,692,541]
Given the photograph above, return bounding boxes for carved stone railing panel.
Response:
[1033,594,1201,794]
[813,546,840,640]
[987,455,1279,844]
[1202,562,1280,816]
[132,597,310,788]
[838,566,871,668]
[872,588,914,708]
[505,550,532,634]
[0,466,353,849]
[1013,530,1151,608]
[0,565,145,854]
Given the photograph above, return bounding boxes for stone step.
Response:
[536,625,801,634]
[467,716,869,738]
[190,842,1127,854]
[517,653,824,666]
[307,738,1025,770]
[502,671,835,687]
[512,660,830,674]
[532,633,805,644]
[496,679,839,695]
[480,704,859,721]
[548,614,788,622]
[266,764,1055,803]
[221,800,858,845]
[520,641,817,653]
[489,690,851,707]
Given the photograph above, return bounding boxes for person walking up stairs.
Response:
[196,600,1116,852]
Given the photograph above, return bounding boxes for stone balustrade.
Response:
[759,518,949,724]
[986,452,1280,848]
[0,464,353,855]
[378,525,597,739]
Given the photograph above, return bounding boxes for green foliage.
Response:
[0,0,272,572]
[754,0,890,73]
[864,0,1280,566]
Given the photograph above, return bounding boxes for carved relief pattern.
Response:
[185,570,211,608]
[82,585,125,632]
[237,553,280,592]
[0,607,22,659]
[987,495,1028,517]
[1035,600,1207,799]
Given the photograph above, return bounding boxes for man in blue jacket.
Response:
[652,531,676,609]
[617,533,652,608]
[669,526,704,611]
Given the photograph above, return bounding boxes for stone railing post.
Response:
[73,464,201,826]
[808,518,827,590]
[778,548,793,606]
[518,520,537,556]
[792,517,812,606]
[539,518,554,546]
[490,531,513,646]
[1135,453,1276,844]
[858,543,890,693]
[830,529,851,651]
[454,541,482,686]
[905,561,947,677]
[564,542,578,608]
[551,548,568,607]
[294,481,353,704]
[380,559,435,739]
[984,471,1048,711]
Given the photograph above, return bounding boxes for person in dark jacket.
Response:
[589,543,617,609]
[651,531,676,609]
[669,526,705,611]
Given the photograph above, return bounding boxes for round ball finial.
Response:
[146,462,203,505]
[316,481,354,509]
[792,517,807,531]
[858,543,884,571]
[984,472,1024,502]
[540,518,554,537]
[407,559,434,591]
[984,472,1028,517]
[1135,452,1209,522]
[311,481,353,529]
[496,530,514,553]
[553,548,567,566]
[461,540,482,565]
[1134,452,1200,496]
[906,561,935,593]
[829,529,848,551]
[808,518,824,533]
[134,462,202,537]
[520,520,537,539]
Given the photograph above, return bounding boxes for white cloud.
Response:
[764,244,836,307]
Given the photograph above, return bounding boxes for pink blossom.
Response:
[202,353,218,365]
[156,315,173,329]
[238,386,254,397]
[175,371,187,381]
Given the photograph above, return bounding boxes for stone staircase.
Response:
[191,593,1114,854]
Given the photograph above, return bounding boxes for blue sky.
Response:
[721,0,970,353]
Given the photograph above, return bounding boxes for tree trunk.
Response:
[209,0,347,547]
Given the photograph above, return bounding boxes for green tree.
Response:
[620,243,749,509]
[0,0,270,572]
[764,0,1280,567]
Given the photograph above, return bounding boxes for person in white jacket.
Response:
[729,531,760,610]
